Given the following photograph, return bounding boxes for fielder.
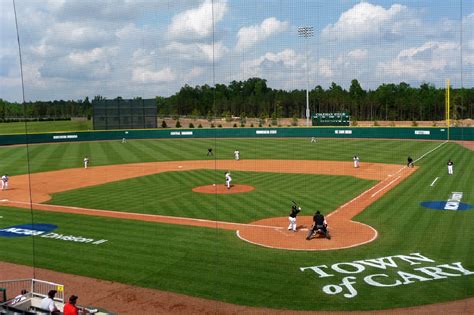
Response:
[407,156,414,168]
[83,156,89,169]
[121,138,127,144]
[288,204,301,232]
[353,155,360,168]
[311,137,317,143]
[234,149,240,161]
[225,172,232,189]
[1,174,8,191]
[447,159,454,175]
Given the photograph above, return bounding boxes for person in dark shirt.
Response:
[306,211,330,240]
[207,148,213,156]
[407,156,414,168]
[287,205,301,232]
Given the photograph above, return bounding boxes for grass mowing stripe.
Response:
[47,170,376,224]
[1,138,472,311]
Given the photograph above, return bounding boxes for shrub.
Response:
[233,123,237,128]
[351,118,358,126]
[250,123,254,127]
[189,123,194,128]
[198,124,203,128]
[161,120,167,128]
[218,124,223,128]
[176,120,181,128]
[258,123,262,127]
[211,123,215,128]
[291,116,298,126]
[373,120,380,126]
[240,123,245,127]
[411,120,418,127]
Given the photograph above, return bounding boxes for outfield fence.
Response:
[0,127,472,146]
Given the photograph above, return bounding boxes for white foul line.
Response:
[3,200,285,231]
[371,176,401,198]
[430,177,439,187]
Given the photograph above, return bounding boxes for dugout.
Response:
[312,113,350,126]
[92,98,157,130]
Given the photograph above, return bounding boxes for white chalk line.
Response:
[371,176,401,198]
[430,177,439,187]
[236,221,379,251]
[4,200,285,231]
[414,140,448,164]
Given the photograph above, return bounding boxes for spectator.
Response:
[64,295,91,315]
[11,289,28,305]
[40,290,59,313]
[63,295,79,315]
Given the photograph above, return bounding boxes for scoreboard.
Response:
[312,113,350,126]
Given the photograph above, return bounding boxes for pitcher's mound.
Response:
[193,184,255,194]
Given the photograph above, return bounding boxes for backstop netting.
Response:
[0,1,473,314]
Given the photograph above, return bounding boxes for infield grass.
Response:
[47,170,376,222]
[0,138,473,311]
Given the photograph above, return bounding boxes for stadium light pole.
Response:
[298,26,313,126]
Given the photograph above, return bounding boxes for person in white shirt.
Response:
[40,290,59,313]
[234,150,240,161]
[1,175,8,191]
[225,172,232,189]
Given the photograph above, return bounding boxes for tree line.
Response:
[1,78,473,122]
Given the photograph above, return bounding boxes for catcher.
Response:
[306,211,331,240]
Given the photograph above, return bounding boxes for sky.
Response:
[0,0,473,102]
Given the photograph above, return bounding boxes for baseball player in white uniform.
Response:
[288,205,301,232]
[83,157,89,169]
[234,150,240,161]
[1,175,8,191]
[353,156,360,168]
[447,159,454,175]
[225,172,232,189]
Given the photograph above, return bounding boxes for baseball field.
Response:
[0,137,473,312]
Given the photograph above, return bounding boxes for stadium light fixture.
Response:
[298,26,314,127]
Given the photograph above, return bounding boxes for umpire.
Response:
[306,211,330,240]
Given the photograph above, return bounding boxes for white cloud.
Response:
[168,0,227,40]
[376,41,461,80]
[347,49,368,60]
[164,41,228,62]
[321,2,414,41]
[132,66,176,83]
[235,17,288,52]
[316,58,334,78]
[68,48,110,65]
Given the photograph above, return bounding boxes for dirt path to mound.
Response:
[0,160,414,250]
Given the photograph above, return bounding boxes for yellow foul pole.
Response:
[446,79,450,141]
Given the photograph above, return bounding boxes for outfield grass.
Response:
[0,138,444,175]
[0,139,473,311]
[0,120,92,134]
